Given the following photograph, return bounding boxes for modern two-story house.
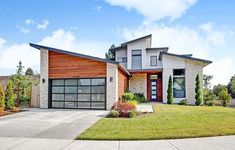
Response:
[30,34,212,110]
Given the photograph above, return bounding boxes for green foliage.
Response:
[213,84,227,97]
[195,74,203,106]
[105,44,115,60]
[129,109,137,118]
[219,89,231,107]
[0,84,5,109]
[203,88,216,106]
[5,81,15,110]
[122,92,134,102]
[178,99,187,105]
[133,93,147,103]
[203,74,213,89]
[127,100,138,106]
[227,74,235,98]
[109,110,119,118]
[167,76,173,104]
[25,67,34,75]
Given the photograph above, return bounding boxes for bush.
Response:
[129,109,137,118]
[109,110,119,118]
[5,81,15,110]
[111,102,137,118]
[127,100,138,106]
[219,89,231,107]
[0,84,5,110]
[133,93,147,103]
[122,92,134,102]
[203,88,216,106]
[167,76,173,104]
[178,99,187,105]
[11,106,20,112]
[195,74,203,106]
[0,107,4,113]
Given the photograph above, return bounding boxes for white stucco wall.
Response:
[40,49,49,108]
[162,55,203,104]
[146,49,163,69]
[129,74,147,98]
[126,37,151,69]
[106,63,118,109]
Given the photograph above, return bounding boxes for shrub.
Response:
[167,76,173,104]
[203,88,216,106]
[11,106,20,112]
[195,74,203,106]
[127,100,138,106]
[129,109,137,118]
[111,102,137,118]
[0,84,5,110]
[219,89,231,107]
[133,93,147,103]
[5,81,15,110]
[0,107,4,113]
[178,99,187,105]
[122,92,134,102]
[109,110,119,118]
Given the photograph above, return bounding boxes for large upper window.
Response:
[132,50,142,69]
[150,56,158,66]
[173,69,185,98]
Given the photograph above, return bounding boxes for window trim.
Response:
[150,56,158,66]
[132,49,142,69]
[173,69,186,98]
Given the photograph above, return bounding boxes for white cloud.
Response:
[16,25,31,34]
[105,0,198,22]
[25,19,35,25]
[94,6,102,12]
[0,29,108,75]
[119,22,235,85]
[37,20,49,30]
[0,38,6,48]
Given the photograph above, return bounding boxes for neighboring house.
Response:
[30,34,212,110]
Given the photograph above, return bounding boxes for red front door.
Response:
[150,80,158,101]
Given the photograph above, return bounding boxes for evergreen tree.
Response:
[195,74,203,105]
[167,76,173,104]
[0,84,5,110]
[105,44,115,60]
[5,81,15,109]
[25,68,34,76]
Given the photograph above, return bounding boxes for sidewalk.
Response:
[0,135,234,150]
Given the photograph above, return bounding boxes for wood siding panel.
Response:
[118,68,129,101]
[49,51,107,78]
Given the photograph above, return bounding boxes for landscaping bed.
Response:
[77,104,235,140]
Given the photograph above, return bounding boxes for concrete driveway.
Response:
[0,108,108,140]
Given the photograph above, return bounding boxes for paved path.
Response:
[0,108,108,139]
[0,136,234,150]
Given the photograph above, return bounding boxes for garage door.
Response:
[49,78,106,109]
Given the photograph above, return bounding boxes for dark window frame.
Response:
[49,78,106,110]
[173,69,186,98]
[150,56,158,66]
[132,49,142,69]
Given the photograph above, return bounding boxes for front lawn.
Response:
[77,104,235,140]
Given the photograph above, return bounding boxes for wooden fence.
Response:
[31,86,40,108]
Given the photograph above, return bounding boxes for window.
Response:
[150,56,157,66]
[173,69,185,98]
[117,57,127,68]
[50,78,106,109]
[132,50,142,69]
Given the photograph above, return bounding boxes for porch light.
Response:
[110,77,113,82]
[42,78,45,83]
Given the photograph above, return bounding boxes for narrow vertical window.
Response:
[150,56,157,66]
[173,69,185,98]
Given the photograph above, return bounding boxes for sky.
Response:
[0,0,234,85]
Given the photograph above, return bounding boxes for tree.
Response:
[213,84,227,97]
[227,74,235,98]
[0,84,5,110]
[105,44,115,60]
[203,75,213,89]
[219,88,231,107]
[195,74,203,105]
[203,88,215,106]
[167,76,173,104]
[25,68,34,76]
[5,81,15,109]
[16,61,24,75]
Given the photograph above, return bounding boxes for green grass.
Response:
[77,104,235,140]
